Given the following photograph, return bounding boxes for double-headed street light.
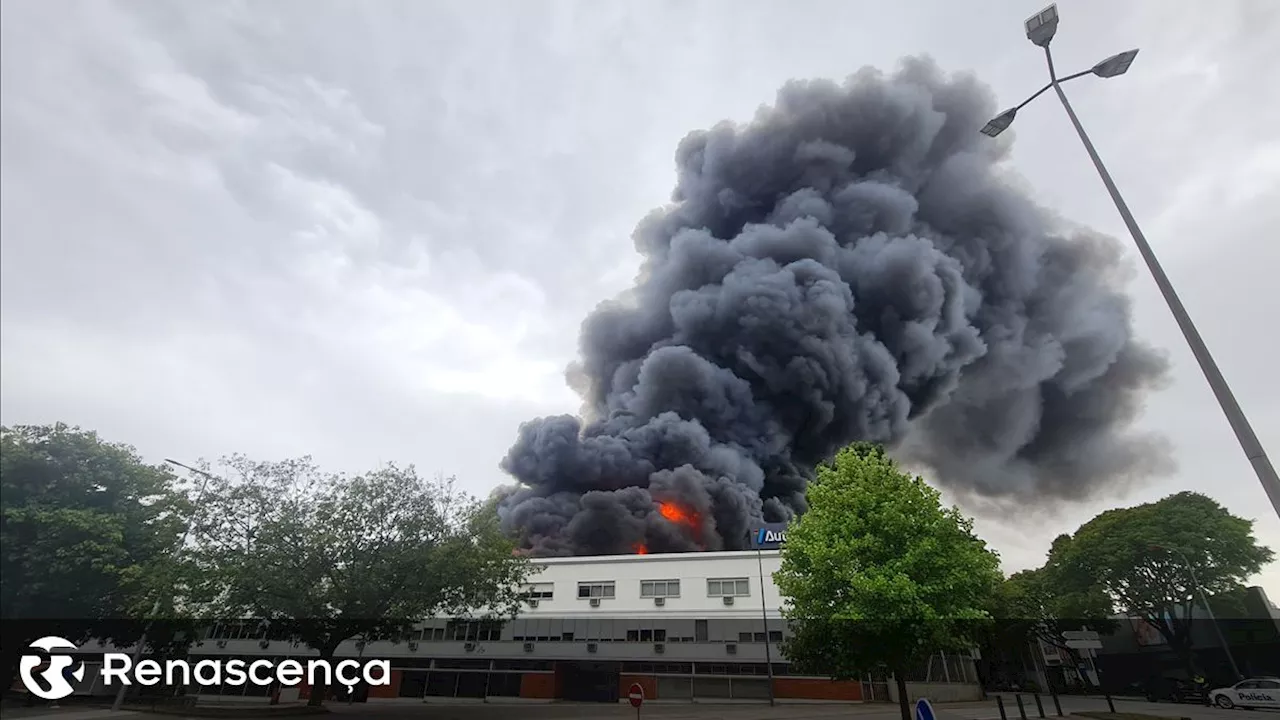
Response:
[983,4,1280,521]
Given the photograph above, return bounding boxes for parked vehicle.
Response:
[1144,676,1207,704]
[1209,677,1280,710]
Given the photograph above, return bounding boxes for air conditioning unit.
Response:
[722,596,735,606]
[408,641,419,652]
[528,599,539,608]
[258,639,270,649]
[589,598,601,608]
[653,597,665,607]
[654,643,665,654]
[216,640,228,649]
[726,643,738,655]
[464,642,477,652]
[523,642,534,653]
[587,643,598,654]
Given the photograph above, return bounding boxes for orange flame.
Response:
[634,543,649,555]
[659,501,695,525]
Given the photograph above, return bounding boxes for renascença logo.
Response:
[19,636,85,701]
[19,635,391,698]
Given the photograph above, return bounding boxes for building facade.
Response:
[63,549,981,704]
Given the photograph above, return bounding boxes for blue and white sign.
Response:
[751,523,788,548]
[915,698,936,720]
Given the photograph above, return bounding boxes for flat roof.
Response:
[532,548,782,566]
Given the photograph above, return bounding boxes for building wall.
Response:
[519,550,787,619]
[58,550,979,704]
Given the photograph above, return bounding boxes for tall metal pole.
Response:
[1168,547,1242,681]
[112,460,215,711]
[1041,45,1280,520]
[756,546,777,706]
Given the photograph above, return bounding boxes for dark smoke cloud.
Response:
[497,57,1170,556]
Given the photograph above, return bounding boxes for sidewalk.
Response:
[0,707,142,720]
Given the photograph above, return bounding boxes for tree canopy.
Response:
[775,443,1002,720]
[0,423,188,688]
[985,535,1117,689]
[1056,491,1272,680]
[183,456,531,705]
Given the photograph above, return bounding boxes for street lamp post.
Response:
[1149,545,1243,681]
[755,545,777,706]
[111,459,217,712]
[982,4,1280,521]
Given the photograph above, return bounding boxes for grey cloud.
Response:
[1,0,1275,587]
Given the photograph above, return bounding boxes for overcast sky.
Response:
[2,0,1277,595]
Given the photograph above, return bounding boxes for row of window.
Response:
[205,618,786,645]
[525,577,753,602]
[508,629,784,644]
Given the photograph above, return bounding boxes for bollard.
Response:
[1015,693,1029,720]
[1051,690,1063,717]
[996,695,1009,720]
[1105,692,1116,714]
[1034,693,1046,718]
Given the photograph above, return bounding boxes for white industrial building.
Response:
[61,548,982,704]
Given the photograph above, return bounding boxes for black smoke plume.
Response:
[497,57,1170,556]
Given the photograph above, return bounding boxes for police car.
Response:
[1209,677,1280,709]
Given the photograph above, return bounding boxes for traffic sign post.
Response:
[916,697,936,720]
[628,682,644,719]
[1062,629,1102,650]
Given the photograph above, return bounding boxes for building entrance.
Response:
[557,661,620,703]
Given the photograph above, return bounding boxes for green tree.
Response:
[0,423,188,690]
[990,537,1117,690]
[775,443,1002,720]
[185,457,531,706]
[1058,491,1273,680]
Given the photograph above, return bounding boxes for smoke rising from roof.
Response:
[496,57,1170,556]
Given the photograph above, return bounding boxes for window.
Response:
[523,582,554,600]
[640,579,681,598]
[578,581,616,599]
[446,620,503,642]
[707,577,750,597]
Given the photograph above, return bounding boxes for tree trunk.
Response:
[1,644,23,699]
[895,669,911,720]
[308,646,339,707]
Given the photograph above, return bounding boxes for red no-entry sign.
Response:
[628,682,645,709]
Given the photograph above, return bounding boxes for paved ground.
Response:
[0,708,143,720]
[2,696,1275,720]
[315,696,1280,720]
[957,694,1278,720]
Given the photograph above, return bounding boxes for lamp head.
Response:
[980,108,1018,137]
[1093,49,1140,78]
[1025,4,1059,47]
